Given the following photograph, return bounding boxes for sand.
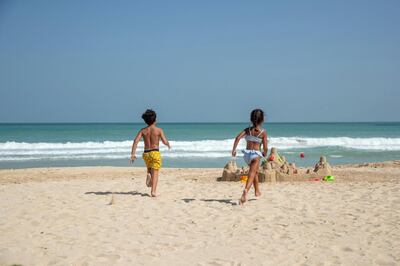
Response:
[0,162,399,265]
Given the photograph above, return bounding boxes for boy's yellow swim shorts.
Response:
[142,150,162,170]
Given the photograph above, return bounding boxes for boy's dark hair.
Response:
[250,109,264,126]
[142,109,157,125]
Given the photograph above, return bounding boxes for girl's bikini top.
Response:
[244,127,264,144]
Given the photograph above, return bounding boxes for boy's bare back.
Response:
[140,125,169,150]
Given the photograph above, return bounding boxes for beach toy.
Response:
[300,152,305,158]
[269,155,275,161]
[240,175,248,183]
[323,175,334,182]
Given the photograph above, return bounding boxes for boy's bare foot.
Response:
[255,191,261,197]
[146,173,152,187]
[151,192,157,197]
[239,190,247,205]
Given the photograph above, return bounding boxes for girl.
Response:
[231,109,268,204]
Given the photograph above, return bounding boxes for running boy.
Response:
[130,109,170,197]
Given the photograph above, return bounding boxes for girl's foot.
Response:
[146,173,152,187]
[255,190,261,197]
[151,192,157,197]
[239,190,247,205]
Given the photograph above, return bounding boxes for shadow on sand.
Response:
[85,191,150,197]
[181,198,257,206]
[85,192,257,205]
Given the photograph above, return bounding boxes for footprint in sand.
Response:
[30,220,40,226]
[342,246,353,252]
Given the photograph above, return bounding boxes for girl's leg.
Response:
[240,157,260,204]
[253,168,261,197]
[150,169,159,197]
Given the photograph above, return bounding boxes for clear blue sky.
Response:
[0,0,399,122]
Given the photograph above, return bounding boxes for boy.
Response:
[130,109,170,197]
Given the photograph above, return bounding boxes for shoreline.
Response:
[1,160,399,185]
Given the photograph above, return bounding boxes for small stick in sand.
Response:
[109,193,115,205]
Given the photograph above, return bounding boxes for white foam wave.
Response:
[0,152,230,161]
[271,137,400,150]
[0,137,399,162]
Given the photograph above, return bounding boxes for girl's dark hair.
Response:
[250,109,264,127]
[142,109,157,125]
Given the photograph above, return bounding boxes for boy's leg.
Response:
[146,168,152,187]
[240,157,260,204]
[150,169,158,197]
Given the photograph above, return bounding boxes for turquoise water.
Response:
[1,122,400,168]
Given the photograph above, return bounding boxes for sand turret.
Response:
[221,160,238,181]
[264,147,285,170]
[280,156,290,173]
[313,156,332,176]
[288,163,298,175]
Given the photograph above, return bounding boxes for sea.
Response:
[0,122,400,169]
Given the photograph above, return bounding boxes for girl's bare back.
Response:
[246,127,265,150]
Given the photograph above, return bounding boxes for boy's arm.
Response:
[160,129,171,149]
[231,130,246,157]
[130,130,143,163]
[262,131,268,157]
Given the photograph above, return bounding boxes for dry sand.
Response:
[0,162,399,265]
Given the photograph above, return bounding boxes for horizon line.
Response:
[0,121,399,124]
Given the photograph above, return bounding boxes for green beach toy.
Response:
[323,175,335,182]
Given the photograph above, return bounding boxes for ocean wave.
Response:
[0,152,231,161]
[0,137,400,161]
[271,137,400,150]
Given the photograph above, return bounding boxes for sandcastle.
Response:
[221,160,247,181]
[219,148,333,182]
[310,156,333,176]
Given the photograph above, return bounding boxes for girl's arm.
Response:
[130,130,143,163]
[262,131,268,157]
[231,130,246,157]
